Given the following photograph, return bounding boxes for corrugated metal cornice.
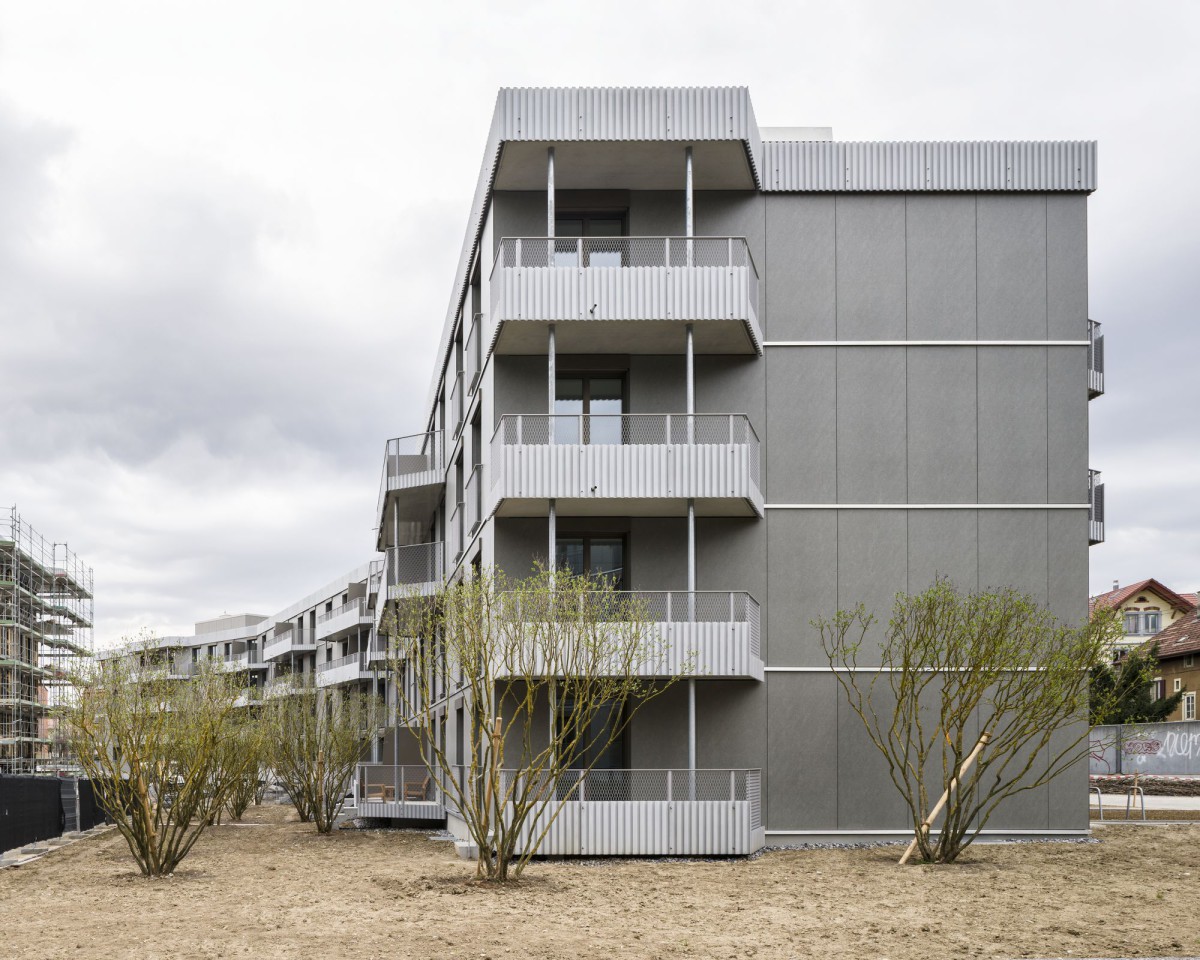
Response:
[762,140,1097,192]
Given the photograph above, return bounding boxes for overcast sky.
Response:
[1,1,1197,647]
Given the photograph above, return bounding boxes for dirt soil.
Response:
[3,804,1199,960]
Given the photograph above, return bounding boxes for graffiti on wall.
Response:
[1089,722,1200,776]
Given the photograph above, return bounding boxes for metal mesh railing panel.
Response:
[317,599,365,624]
[494,414,758,449]
[493,237,757,276]
[387,542,444,589]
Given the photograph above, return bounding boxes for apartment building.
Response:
[119,560,385,710]
[371,86,1103,852]
[0,508,93,775]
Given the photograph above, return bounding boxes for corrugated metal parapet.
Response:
[762,139,1097,192]
[496,86,758,146]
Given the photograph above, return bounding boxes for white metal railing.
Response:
[491,236,758,275]
[488,237,759,332]
[465,464,485,537]
[317,651,365,674]
[491,413,761,490]
[1089,469,1105,545]
[386,541,444,590]
[317,598,366,624]
[501,590,760,661]
[1088,319,1105,397]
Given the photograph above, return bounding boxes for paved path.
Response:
[1092,792,1200,811]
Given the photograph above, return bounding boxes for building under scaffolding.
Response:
[0,507,94,775]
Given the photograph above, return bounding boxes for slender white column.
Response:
[547,147,555,236]
[685,146,694,266]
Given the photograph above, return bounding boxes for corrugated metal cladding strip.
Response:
[497,86,757,143]
[762,140,1097,192]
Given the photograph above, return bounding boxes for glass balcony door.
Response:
[554,535,625,590]
[553,214,625,268]
[554,375,624,444]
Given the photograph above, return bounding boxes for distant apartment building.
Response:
[364,86,1105,852]
[0,508,93,775]
[122,560,385,711]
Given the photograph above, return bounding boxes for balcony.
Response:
[386,541,445,602]
[263,625,316,661]
[451,767,762,856]
[376,432,444,547]
[1088,320,1105,399]
[1089,469,1105,545]
[315,598,372,642]
[489,237,761,355]
[316,651,375,688]
[500,590,762,680]
[353,763,443,820]
[490,414,762,518]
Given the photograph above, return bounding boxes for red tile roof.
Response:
[1144,608,1200,661]
[1090,579,1197,616]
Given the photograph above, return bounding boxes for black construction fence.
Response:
[0,775,108,854]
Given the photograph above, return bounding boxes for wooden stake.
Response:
[898,732,991,865]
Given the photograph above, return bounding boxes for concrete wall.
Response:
[1091,722,1200,777]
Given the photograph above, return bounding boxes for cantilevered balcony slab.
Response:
[315,599,372,642]
[489,237,761,355]
[498,590,762,680]
[316,652,376,688]
[490,414,762,518]
[376,432,444,548]
[262,626,317,662]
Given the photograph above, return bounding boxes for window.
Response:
[1174,677,1183,693]
[1124,612,1141,634]
[555,375,625,444]
[1144,611,1162,634]
[1186,654,1195,668]
[555,535,626,589]
[1151,678,1165,700]
[554,214,627,267]
[1183,692,1196,721]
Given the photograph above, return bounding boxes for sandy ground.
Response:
[3,804,1199,960]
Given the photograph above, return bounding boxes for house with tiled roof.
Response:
[1141,607,1200,722]
[1090,578,1196,659]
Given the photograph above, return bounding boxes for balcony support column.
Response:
[685,145,694,266]
[547,147,555,237]
[687,493,697,798]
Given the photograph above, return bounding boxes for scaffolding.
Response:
[0,507,94,775]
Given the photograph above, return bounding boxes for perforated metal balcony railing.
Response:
[1089,469,1105,545]
[488,236,761,354]
[1088,320,1105,399]
[490,413,762,517]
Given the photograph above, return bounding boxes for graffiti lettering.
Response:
[1122,739,1161,756]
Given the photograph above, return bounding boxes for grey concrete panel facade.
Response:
[905,195,978,340]
[765,349,836,503]
[977,347,1048,503]
[835,196,908,340]
[906,347,977,503]
[763,195,836,341]
[977,195,1048,340]
[766,510,837,666]
[835,348,907,503]
[1046,195,1089,341]
[766,673,839,829]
